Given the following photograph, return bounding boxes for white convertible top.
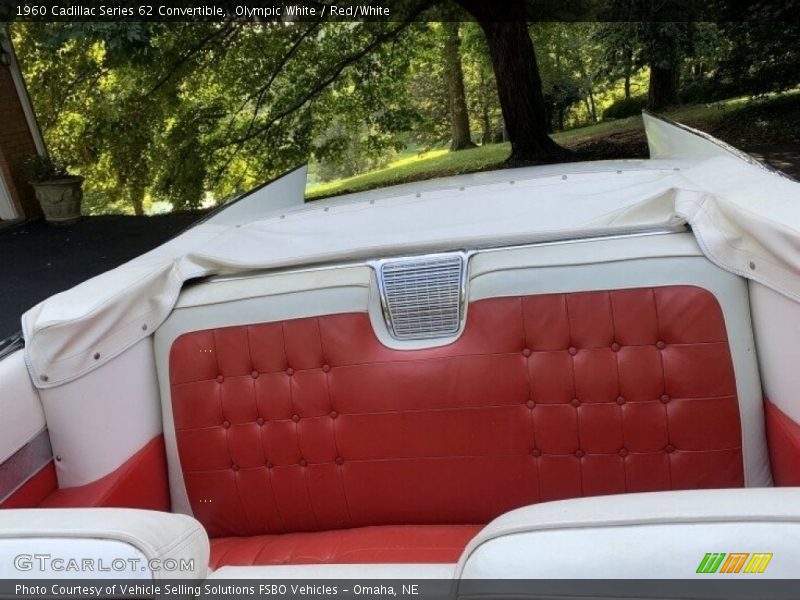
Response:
[21,114,800,387]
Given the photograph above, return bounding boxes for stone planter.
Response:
[30,176,84,224]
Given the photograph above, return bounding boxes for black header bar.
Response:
[1,0,799,23]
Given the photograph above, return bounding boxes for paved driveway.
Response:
[0,213,200,340]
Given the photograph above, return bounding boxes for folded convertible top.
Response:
[21,114,800,387]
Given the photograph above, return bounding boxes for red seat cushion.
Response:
[209,525,481,568]
[170,286,744,540]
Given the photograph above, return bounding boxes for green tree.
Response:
[460,22,503,144]
[406,23,450,149]
[594,22,643,100]
[534,23,604,129]
[713,23,800,97]
[456,0,572,163]
[14,19,424,212]
[442,21,475,150]
[16,0,593,213]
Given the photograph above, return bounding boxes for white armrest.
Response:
[457,488,800,579]
[0,508,208,580]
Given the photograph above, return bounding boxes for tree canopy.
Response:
[10,4,800,214]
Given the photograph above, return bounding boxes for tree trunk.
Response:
[481,104,491,145]
[477,68,492,145]
[456,0,571,164]
[130,186,145,216]
[577,61,598,124]
[624,49,633,100]
[442,22,475,151]
[647,65,680,111]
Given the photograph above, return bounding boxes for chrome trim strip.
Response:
[203,223,686,284]
[174,226,688,348]
[0,428,53,503]
[643,109,795,181]
[0,331,24,361]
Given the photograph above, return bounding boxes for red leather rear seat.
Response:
[169,286,744,567]
[209,525,480,568]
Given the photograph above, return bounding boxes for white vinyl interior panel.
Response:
[38,338,162,488]
[0,350,44,465]
[749,281,800,424]
[462,521,796,579]
[458,488,800,579]
[0,508,208,580]
[0,538,151,579]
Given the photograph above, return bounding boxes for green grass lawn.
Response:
[306,144,511,199]
[304,92,798,200]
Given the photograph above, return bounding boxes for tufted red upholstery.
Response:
[209,525,480,568]
[169,285,744,555]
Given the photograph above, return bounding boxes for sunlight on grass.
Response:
[390,148,449,168]
[305,91,800,200]
[306,144,510,199]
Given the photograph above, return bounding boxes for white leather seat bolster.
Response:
[0,509,208,580]
[457,488,800,579]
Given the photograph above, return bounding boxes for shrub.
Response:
[603,95,647,120]
[23,154,72,182]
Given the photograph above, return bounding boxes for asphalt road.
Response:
[0,213,200,340]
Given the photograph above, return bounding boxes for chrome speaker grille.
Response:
[377,253,467,340]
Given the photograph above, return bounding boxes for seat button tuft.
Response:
[571,398,581,407]
[231,464,239,472]
[665,444,676,453]
[611,342,621,352]
[256,417,265,426]
[292,414,300,423]
[660,394,671,403]
[575,449,585,458]
[266,462,273,469]
[286,367,294,376]
[526,400,535,409]
[251,370,259,379]
[299,459,307,467]
[522,348,532,357]
[335,457,344,465]
[222,420,230,429]
[568,347,578,356]
[619,448,629,457]
[330,411,338,419]
[616,396,625,405]
[656,340,666,350]
[216,375,224,383]
[322,364,331,373]
[531,448,542,457]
